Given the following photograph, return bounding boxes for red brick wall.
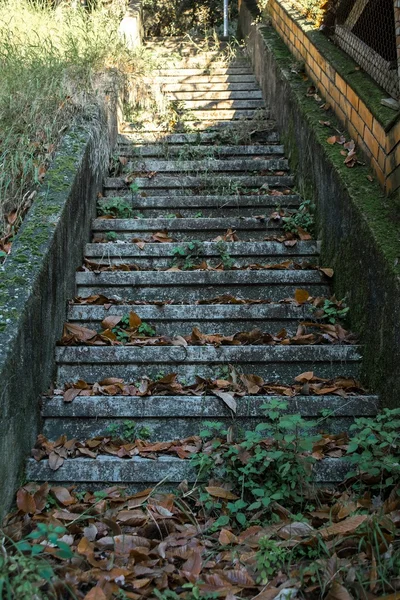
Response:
[269,0,400,195]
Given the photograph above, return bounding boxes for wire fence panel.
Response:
[333,0,399,98]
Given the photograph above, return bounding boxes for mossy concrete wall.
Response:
[239,0,400,408]
[0,99,118,517]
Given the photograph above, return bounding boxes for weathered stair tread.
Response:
[43,394,379,418]
[115,157,289,172]
[92,217,289,232]
[161,82,263,92]
[43,393,378,440]
[166,90,263,100]
[76,270,326,284]
[148,75,258,83]
[85,240,319,257]
[118,144,284,157]
[26,455,352,484]
[76,270,330,302]
[117,130,280,144]
[99,194,300,208]
[68,302,316,323]
[166,99,266,110]
[68,303,317,336]
[103,174,294,191]
[155,67,254,75]
[56,345,361,364]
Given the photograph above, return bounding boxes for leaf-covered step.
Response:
[118,144,284,158]
[55,345,362,386]
[112,157,289,173]
[103,174,294,194]
[25,455,352,484]
[42,394,379,440]
[117,130,280,145]
[67,301,317,336]
[84,240,319,268]
[75,270,330,302]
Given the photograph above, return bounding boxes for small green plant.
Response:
[193,399,320,528]
[195,211,204,218]
[105,231,118,242]
[130,181,139,196]
[255,537,289,584]
[105,420,151,442]
[282,199,315,235]
[312,297,349,324]
[0,522,74,599]
[110,314,156,340]
[346,409,400,491]
[216,241,235,270]
[172,241,204,270]
[98,197,134,219]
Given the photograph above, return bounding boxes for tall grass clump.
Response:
[0,0,150,249]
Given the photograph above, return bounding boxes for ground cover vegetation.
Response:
[2,399,400,599]
[0,0,165,261]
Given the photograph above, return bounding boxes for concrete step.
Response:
[118,144,284,158]
[169,98,266,110]
[25,455,353,485]
[84,241,319,269]
[103,175,294,195]
[55,345,362,386]
[75,270,330,302]
[155,67,254,76]
[166,90,263,100]
[120,118,272,133]
[67,302,317,335]
[99,193,299,209]
[42,395,379,440]
[117,130,280,145]
[148,75,258,84]
[85,239,318,265]
[161,82,262,92]
[98,194,299,218]
[116,158,289,173]
[92,217,290,242]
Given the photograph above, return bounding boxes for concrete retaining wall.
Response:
[239,0,400,408]
[0,91,118,517]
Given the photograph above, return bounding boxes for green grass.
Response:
[0,0,154,244]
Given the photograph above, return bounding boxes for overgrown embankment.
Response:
[0,0,132,257]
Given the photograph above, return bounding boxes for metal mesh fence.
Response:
[333,0,399,98]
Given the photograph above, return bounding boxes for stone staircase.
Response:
[26,39,379,488]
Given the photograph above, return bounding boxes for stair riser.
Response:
[93,231,287,242]
[43,416,361,441]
